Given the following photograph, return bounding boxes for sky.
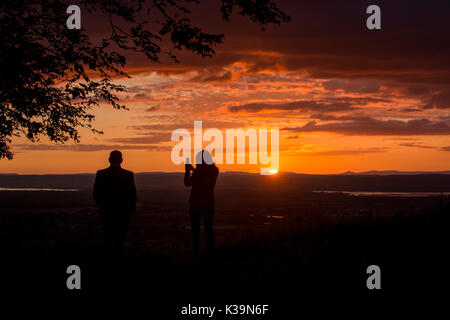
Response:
[2,0,450,174]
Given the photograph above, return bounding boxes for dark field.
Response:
[1,173,449,314]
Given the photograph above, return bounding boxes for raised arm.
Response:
[184,164,195,187]
[184,169,193,187]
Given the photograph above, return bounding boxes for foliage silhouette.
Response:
[0,0,289,159]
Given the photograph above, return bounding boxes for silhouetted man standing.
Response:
[93,150,136,253]
[184,150,219,262]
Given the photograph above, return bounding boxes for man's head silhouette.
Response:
[109,150,123,166]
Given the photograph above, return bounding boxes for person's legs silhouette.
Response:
[204,211,215,259]
[190,208,201,262]
[102,218,113,253]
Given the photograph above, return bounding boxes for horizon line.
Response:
[1,169,450,176]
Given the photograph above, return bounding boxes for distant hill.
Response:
[2,170,450,177]
[1,171,450,192]
[339,170,450,176]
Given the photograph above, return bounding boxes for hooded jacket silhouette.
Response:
[184,150,219,261]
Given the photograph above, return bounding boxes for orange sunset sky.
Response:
[1,0,450,174]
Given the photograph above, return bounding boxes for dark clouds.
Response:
[15,144,170,152]
[228,97,388,113]
[129,120,250,131]
[229,101,352,113]
[146,105,161,112]
[283,118,450,136]
[81,0,450,92]
[147,1,450,83]
[292,147,388,156]
[110,133,169,144]
[82,0,450,119]
[399,144,450,152]
[322,79,381,94]
[398,143,436,149]
[86,0,450,144]
[189,69,233,82]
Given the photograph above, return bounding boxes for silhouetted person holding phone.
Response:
[184,150,219,262]
[94,150,137,254]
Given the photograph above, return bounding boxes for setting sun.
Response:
[269,169,278,175]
